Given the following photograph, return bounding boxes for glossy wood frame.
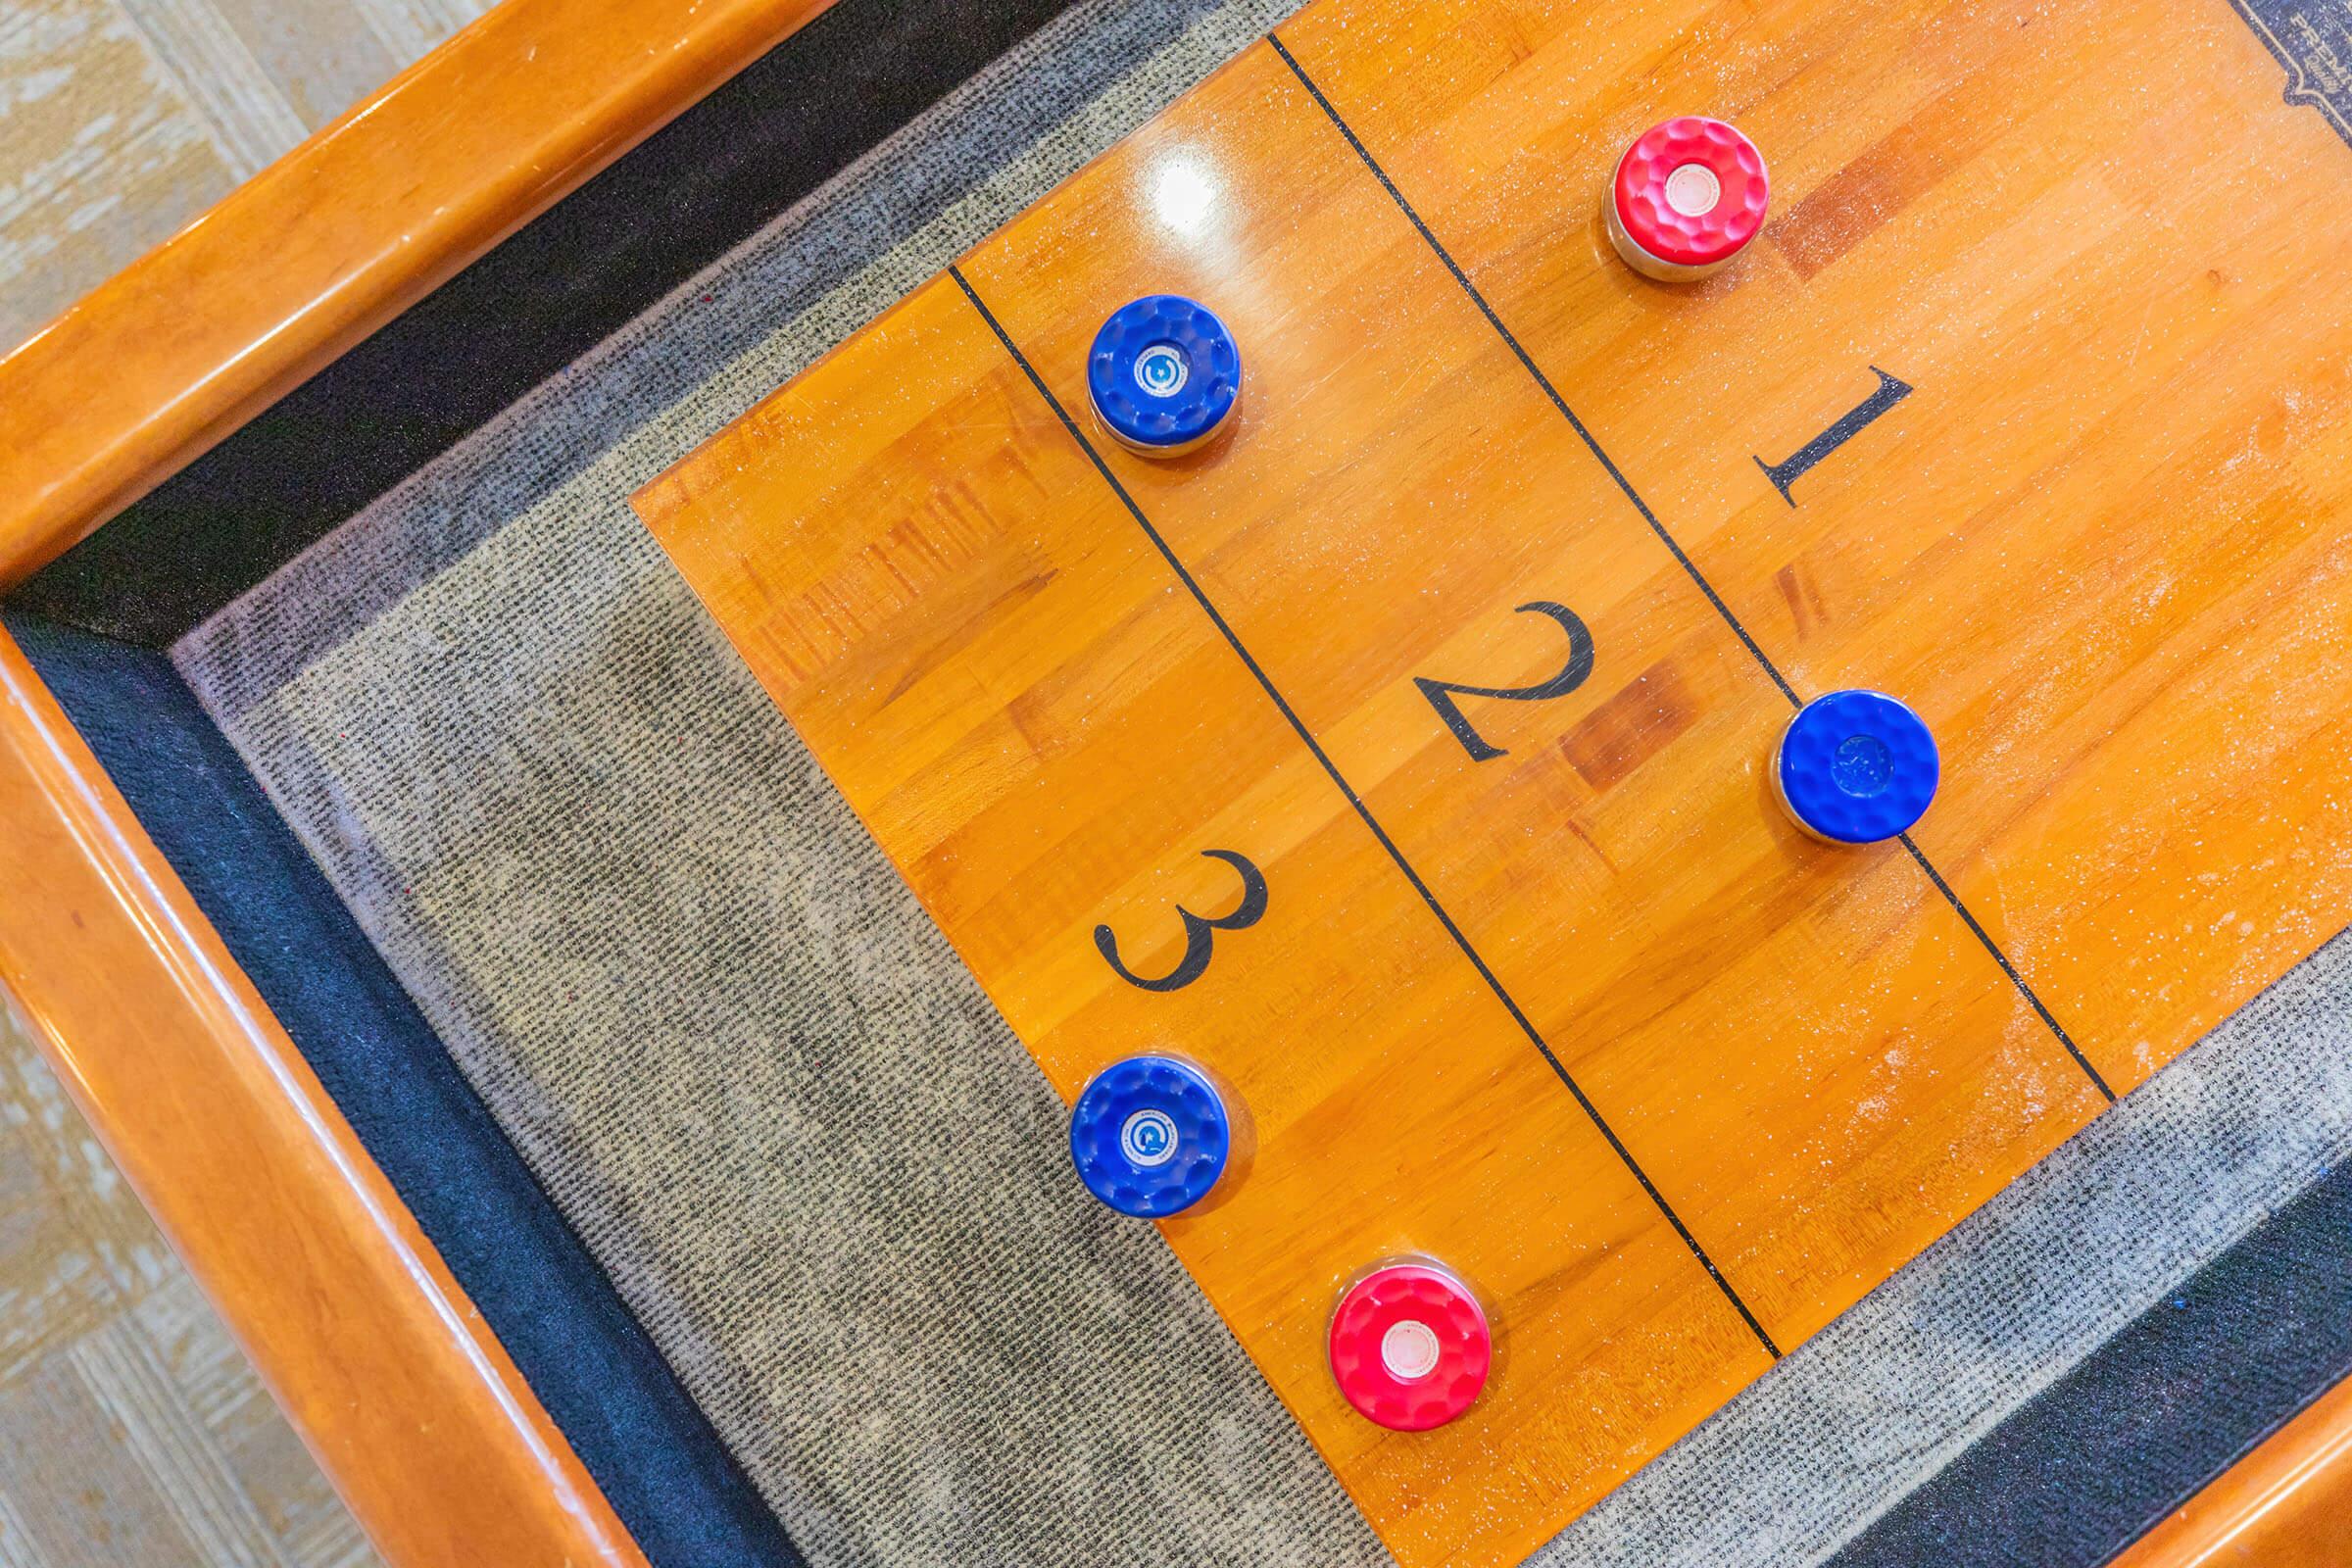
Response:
[0,627,648,1567]
[0,0,836,586]
[0,0,839,1560]
[2114,1373,2352,1568]
[1,0,2345,1558]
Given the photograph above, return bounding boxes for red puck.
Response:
[1607,117,1769,280]
[1327,1260,1491,1431]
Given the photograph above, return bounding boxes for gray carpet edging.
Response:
[168,0,2352,1563]
[177,5,1385,1567]
[176,0,1313,721]
[1529,923,2352,1568]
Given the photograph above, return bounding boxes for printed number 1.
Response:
[1753,367,1912,506]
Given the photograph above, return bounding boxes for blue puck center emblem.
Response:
[1068,1054,1232,1217]
[1120,1107,1179,1167]
[1133,342,1189,398]
[1832,734,1893,797]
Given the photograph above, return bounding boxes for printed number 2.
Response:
[1095,849,1269,993]
[1416,601,1596,762]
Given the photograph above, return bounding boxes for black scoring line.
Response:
[1265,32,1799,709]
[1899,834,2116,1100]
[1268,32,2116,1107]
[947,263,1784,1359]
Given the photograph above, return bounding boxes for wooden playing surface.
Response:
[632,1,2352,1562]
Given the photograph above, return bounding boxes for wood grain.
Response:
[0,623,649,1568]
[637,1,2352,1561]
[0,0,835,588]
[951,44,2112,1355]
[642,271,1779,1568]
[635,35,2106,1561]
[1278,0,2352,1094]
[2115,1373,2352,1567]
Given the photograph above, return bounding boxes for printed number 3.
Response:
[1096,849,1269,993]
[1416,601,1595,762]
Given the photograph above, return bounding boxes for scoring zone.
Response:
[635,3,2352,1564]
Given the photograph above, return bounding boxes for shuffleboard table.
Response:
[4,0,2352,1564]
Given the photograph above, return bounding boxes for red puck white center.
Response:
[1607,117,1769,279]
[1663,162,1722,218]
[1329,1261,1491,1431]
[1380,1319,1442,1380]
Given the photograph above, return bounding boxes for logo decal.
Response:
[2230,0,2352,146]
[1120,1108,1179,1168]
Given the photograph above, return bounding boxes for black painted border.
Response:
[6,612,804,1568]
[12,0,1076,648]
[1830,1151,2352,1568]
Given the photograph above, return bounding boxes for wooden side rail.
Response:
[0,0,833,587]
[2115,1373,2352,1568]
[0,627,649,1565]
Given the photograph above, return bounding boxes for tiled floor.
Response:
[1,1,488,1560]
[0,1003,383,1568]
[2,0,489,354]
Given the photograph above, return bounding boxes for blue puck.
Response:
[1068,1054,1232,1217]
[1775,689,1939,844]
[1087,295,1241,454]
